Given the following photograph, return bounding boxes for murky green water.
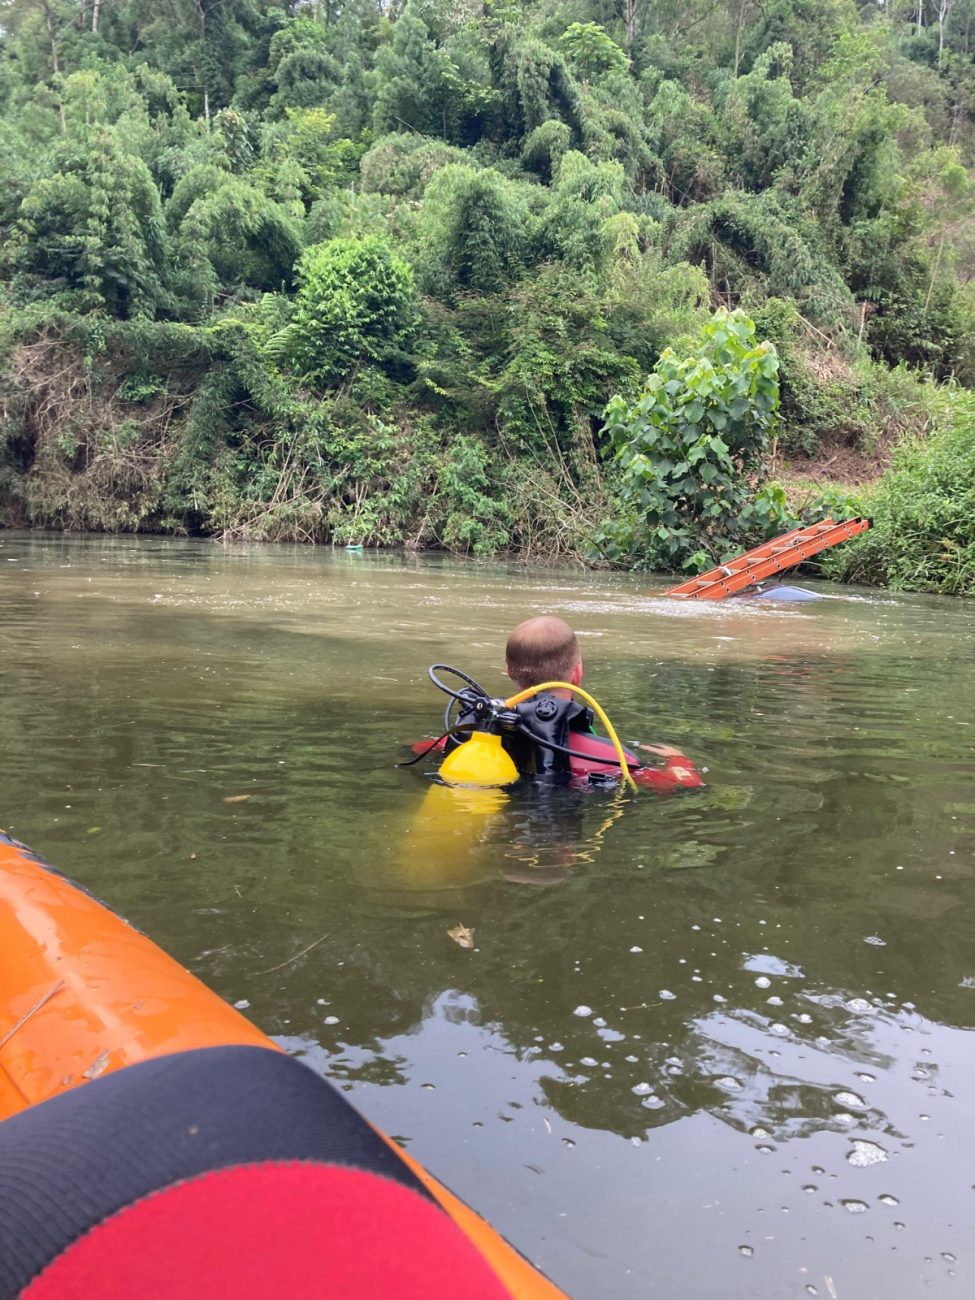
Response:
[2,532,974,1298]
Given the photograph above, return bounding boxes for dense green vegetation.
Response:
[0,0,973,585]
[824,387,975,593]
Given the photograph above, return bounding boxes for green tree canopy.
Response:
[4,128,169,317]
[281,235,418,386]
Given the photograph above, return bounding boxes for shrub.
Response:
[596,308,790,571]
[280,236,418,386]
[828,390,975,595]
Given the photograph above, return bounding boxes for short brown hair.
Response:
[505,616,581,689]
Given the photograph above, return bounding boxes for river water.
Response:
[1,532,973,1298]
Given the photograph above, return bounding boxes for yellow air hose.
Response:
[503,681,639,794]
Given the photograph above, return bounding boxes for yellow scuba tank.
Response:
[439,731,520,787]
[393,781,512,891]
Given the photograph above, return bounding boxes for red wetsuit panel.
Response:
[561,731,639,778]
[631,755,705,793]
[412,737,448,756]
[565,734,704,792]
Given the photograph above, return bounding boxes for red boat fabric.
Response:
[23,1162,512,1300]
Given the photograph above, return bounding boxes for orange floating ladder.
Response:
[661,517,872,600]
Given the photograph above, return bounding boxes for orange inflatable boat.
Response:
[0,830,565,1300]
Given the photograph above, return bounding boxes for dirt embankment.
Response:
[776,438,889,508]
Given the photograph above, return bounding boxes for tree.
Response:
[597,309,787,570]
[535,151,627,271]
[168,164,303,313]
[280,235,418,385]
[416,163,531,298]
[560,23,628,83]
[4,127,170,317]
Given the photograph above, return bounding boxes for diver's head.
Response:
[505,616,582,692]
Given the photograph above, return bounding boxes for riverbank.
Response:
[3,309,970,596]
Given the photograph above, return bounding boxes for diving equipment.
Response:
[424,666,639,793]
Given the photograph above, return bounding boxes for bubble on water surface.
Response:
[743,954,804,978]
[755,1144,775,1154]
[769,1023,789,1036]
[632,1082,653,1095]
[548,1042,564,1052]
[846,998,872,1013]
[803,1185,817,1194]
[659,989,676,1001]
[714,1075,742,1092]
[834,1091,866,1109]
[847,1140,888,1167]
[580,1057,598,1067]
[629,946,643,954]
[864,936,887,946]
[856,1072,876,1083]
[323,1015,340,1025]
[878,1194,899,1206]
[841,1199,869,1214]
[573,1005,593,1017]
[942,1252,956,1263]
[593,1017,607,1027]
[796,1013,813,1024]
[738,1245,754,1257]
[767,996,783,1006]
[641,1095,665,1110]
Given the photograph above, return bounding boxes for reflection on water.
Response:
[2,532,974,1298]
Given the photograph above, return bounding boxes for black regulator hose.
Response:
[428,664,493,744]
[428,664,490,702]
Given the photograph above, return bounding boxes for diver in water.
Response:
[426,616,704,793]
[502,616,703,791]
